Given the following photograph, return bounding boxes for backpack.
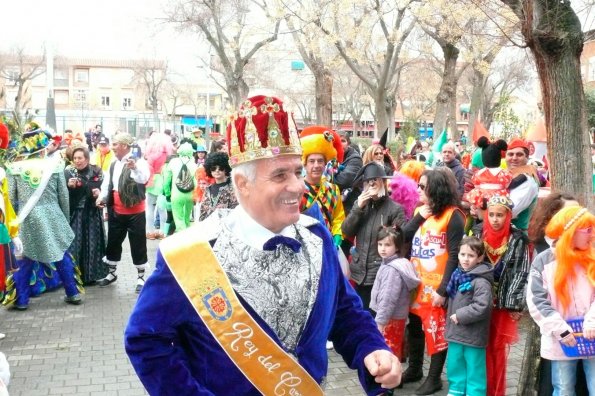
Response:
[175,159,194,193]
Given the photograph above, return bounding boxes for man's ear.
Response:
[233,173,249,198]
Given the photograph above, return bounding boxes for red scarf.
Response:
[483,209,512,265]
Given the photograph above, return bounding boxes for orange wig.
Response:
[193,166,214,203]
[399,160,426,183]
[545,205,595,312]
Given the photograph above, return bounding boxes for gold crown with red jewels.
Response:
[226,95,302,167]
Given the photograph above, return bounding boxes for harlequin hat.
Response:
[487,195,514,211]
[299,125,344,164]
[507,138,529,151]
[226,95,302,167]
[18,128,53,156]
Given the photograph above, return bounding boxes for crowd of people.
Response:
[0,98,593,396]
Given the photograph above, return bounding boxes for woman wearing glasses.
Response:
[401,168,466,395]
[198,152,238,221]
[362,144,394,177]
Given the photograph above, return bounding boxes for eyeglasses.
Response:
[417,183,426,191]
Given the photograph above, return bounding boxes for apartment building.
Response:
[0,56,226,138]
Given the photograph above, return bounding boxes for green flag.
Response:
[432,128,448,153]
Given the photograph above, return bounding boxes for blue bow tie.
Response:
[262,235,302,253]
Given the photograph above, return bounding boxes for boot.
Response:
[415,349,446,395]
[402,333,425,383]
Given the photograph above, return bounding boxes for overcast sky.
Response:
[0,0,208,80]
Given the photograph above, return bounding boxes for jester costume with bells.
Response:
[299,126,345,247]
[3,129,82,309]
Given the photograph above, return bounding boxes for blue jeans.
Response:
[551,358,595,396]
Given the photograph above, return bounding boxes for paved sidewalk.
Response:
[0,238,528,395]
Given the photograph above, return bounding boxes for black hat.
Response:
[478,136,507,168]
[98,136,110,145]
[353,162,391,185]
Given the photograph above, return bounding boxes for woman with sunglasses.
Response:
[401,168,465,395]
[363,144,394,176]
[198,152,238,221]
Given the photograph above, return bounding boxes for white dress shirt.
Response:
[224,205,297,251]
[100,153,150,201]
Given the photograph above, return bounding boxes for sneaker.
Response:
[326,341,334,350]
[64,294,82,305]
[98,275,117,287]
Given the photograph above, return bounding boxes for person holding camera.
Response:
[341,162,406,312]
[96,133,150,293]
[65,145,106,285]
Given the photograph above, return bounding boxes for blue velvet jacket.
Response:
[125,215,390,395]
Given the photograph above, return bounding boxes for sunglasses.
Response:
[418,183,426,191]
[211,166,225,172]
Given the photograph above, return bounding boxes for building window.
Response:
[54,90,69,105]
[74,68,89,83]
[54,68,69,87]
[74,89,88,103]
[122,97,132,110]
[589,57,595,82]
[101,95,111,108]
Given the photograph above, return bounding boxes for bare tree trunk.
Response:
[467,70,487,135]
[373,88,388,139]
[314,68,333,126]
[385,95,397,142]
[503,0,593,208]
[434,43,459,137]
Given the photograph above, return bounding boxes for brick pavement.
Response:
[0,238,528,395]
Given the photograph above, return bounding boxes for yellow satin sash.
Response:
[160,234,323,396]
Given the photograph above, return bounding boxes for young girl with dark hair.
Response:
[370,226,420,361]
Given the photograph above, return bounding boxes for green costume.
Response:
[163,143,196,232]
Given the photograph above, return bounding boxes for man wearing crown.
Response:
[125,96,401,395]
[299,126,345,248]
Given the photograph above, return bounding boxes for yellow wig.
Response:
[545,205,595,312]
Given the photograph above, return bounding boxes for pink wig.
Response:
[390,172,419,220]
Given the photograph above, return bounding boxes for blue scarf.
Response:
[446,267,475,298]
